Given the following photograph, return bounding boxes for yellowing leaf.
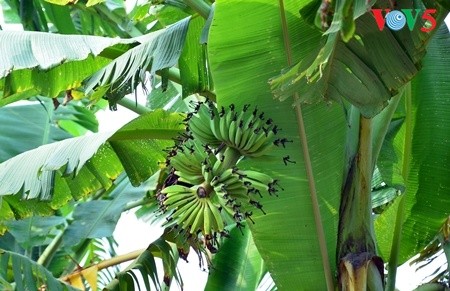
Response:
[42,0,77,6]
[86,0,104,6]
[71,90,84,100]
[66,273,84,290]
[82,266,99,291]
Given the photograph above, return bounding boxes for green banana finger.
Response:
[170,198,199,221]
[182,203,201,232]
[164,194,196,209]
[189,201,206,234]
[243,170,274,184]
[161,185,192,194]
[207,201,225,232]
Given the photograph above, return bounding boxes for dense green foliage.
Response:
[0,0,449,290]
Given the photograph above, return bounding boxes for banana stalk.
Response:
[337,116,384,290]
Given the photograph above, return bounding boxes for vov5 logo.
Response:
[371,9,437,32]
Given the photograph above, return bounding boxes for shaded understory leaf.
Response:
[4,216,66,250]
[0,249,78,291]
[0,101,70,162]
[104,239,180,291]
[62,174,150,247]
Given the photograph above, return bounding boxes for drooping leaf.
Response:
[104,238,180,291]
[83,16,191,98]
[270,1,449,118]
[208,1,346,289]
[0,131,115,200]
[178,16,211,98]
[374,24,450,268]
[0,55,111,106]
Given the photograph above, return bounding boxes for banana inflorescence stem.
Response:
[338,115,384,290]
[218,146,242,173]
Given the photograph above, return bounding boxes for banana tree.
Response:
[0,0,450,290]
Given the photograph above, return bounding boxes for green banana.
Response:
[234,122,243,148]
[247,141,274,158]
[243,170,274,185]
[203,201,213,234]
[190,201,206,233]
[183,203,202,232]
[161,185,192,194]
[164,194,196,209]
[202,163,212,184]
[210,113,223,141]
[216,168,235,184]
[212,159,222,176]
[191,140,209,163]
[207,201,225,231]
[238,123,253,149]
[171,156,201,176]
[246,131,273,154]
[189,118,217,145]
[229,110,244,146]
[175,172,204,185]
[223,180,245,192]
[241,129,261,152]
[170,198,199,220]
[233,187,251,200]
[177,203,200,231]
[228,120,237,146]
[219,108,230,144]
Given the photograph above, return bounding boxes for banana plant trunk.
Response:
[337,116,384,290]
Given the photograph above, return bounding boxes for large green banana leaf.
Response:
[0,109,184,234]
[208,0,449,288]
[209,1,346,288]
[375,25,450,264]
[205,226,265,291]
[0,16,190,106]
[0,100,99,234]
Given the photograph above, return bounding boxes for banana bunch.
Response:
[187,102,222,147]
[158,101,290,251]
[161,184,225,235]
[188,102,280,157]
[169,140,205,185]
